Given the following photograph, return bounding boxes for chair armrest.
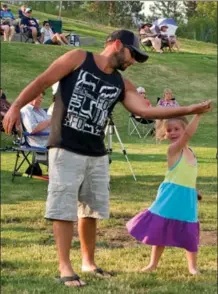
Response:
[23,131,49,137]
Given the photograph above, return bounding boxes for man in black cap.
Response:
[3,29,211,287]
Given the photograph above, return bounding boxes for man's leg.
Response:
[30,27,39,43]
[53,220,86,286]
[78,155,110,276]
[53,220,74,275]
[46,149,87,286]
[79,217,97,270]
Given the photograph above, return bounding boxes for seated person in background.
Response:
[40,21,69,45]
[20,7,41,44]
[0,93,11,132]
[137,87,152,108]
[159,25,180,51]
[156,89,179,132]
[1,3,16,24]
[21,93,50,148]
[157,88,179,107]
[0,3,15,42]
[18,4,26,19]
[139,23,163,53]
[133,87,154,125]
[0,88,7,100]
[47,82,59,116]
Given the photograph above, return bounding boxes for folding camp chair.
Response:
[128,114,155,139]
[48,19,62,33]
[20,27,41,43]
[12,131,49,182]
[47,19,80,45]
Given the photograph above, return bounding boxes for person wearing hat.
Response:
[139,23,163,53]
[20,8,41,44]
[3,29,211,287]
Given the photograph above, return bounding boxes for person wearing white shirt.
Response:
[40,21,69,45]
[21,93,50,147]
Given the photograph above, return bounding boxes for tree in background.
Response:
[148,1,185,23]
[83,1,144,27]
[183,1,197,19]
[196,1,217,21]
[177,1,217,43]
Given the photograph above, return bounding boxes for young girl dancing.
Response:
[126,114,204,275]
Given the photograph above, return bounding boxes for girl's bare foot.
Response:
[189,268,200,275]
[141,264,156,272]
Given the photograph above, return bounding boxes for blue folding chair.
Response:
[12,131,49,182]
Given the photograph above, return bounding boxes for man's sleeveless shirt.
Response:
[48,52,125,156]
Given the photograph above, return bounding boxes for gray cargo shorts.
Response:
[45,148,110,221]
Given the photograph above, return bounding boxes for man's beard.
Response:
[114,49,127,71]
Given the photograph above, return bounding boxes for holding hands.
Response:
[189,100,212,115]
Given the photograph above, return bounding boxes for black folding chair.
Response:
[128,114,155,139]
[20,26,41,43]
[12,131,49,182]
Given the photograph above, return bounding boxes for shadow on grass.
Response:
[1,259,217,294]
[110,152,217,163]
[1,167,217,205]
[110,152,166,163]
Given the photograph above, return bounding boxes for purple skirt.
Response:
[126,209,199,252]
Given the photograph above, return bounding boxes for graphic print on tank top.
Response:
[63,69,122,136]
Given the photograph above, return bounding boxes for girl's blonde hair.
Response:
[156,117,189,142]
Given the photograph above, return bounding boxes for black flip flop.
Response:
[85,267,114,278]
[55,274,85,287]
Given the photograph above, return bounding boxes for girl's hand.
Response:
[197,190,202,201]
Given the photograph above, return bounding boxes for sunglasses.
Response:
[124,46,136,60]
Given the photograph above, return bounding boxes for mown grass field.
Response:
[1,7,217,294]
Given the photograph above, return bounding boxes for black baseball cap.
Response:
[106,30,149,63]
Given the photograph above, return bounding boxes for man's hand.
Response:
[188,100,212,115]
[3,105,21,135]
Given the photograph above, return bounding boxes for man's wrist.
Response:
[12,101,22,110]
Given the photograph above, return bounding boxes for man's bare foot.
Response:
[141,265,157,272]
[189,268,200,275]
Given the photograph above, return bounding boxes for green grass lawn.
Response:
[1,9,217,294]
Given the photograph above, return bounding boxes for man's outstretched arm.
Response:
[122,80,212,119]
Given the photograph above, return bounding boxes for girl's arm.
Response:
[168,114,202,156]
[40,31,44,43]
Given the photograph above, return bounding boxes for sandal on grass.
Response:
[83,267,114,278]
[55,274,86,287]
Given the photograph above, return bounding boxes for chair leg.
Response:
[12,151,20,182]
[30,152,36,178]
[12,151,32,181]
